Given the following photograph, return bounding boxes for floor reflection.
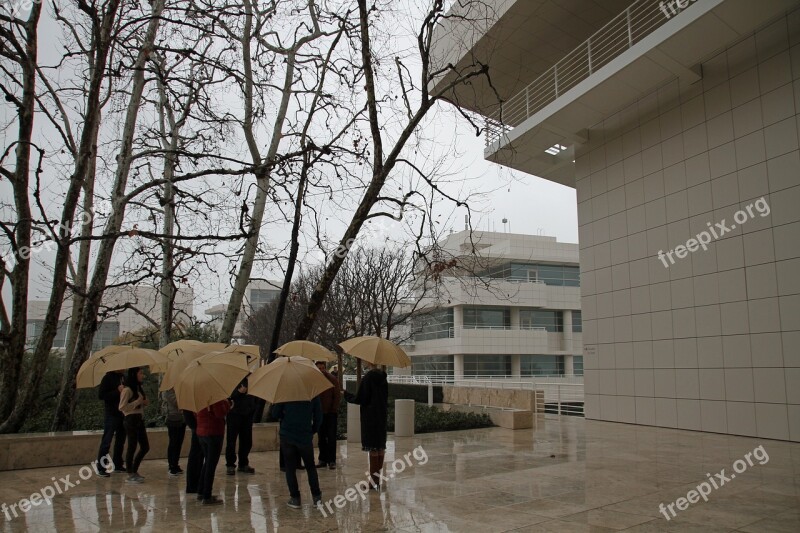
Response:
[1,416,799,532]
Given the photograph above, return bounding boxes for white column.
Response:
[454,353,464,380]
[564,354,574,377]
[562,310,573,353]
[511,354,521,378]
[452,305,463,338]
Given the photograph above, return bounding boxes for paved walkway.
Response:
[0,416,798,532]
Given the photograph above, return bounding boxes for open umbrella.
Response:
[273,340,336,362]
[159,342,228,391]
[173,351,251,411]
[339,336,411,368]
[76,346,167,388]
[216,344,261,370]
[248,356,333,403]
[151,340,204,373]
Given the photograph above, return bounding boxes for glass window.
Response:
[251,289,279,310]
[411,355,454,377]
[26,319,69,349]
[413,309,454,341]
[477,262,580,287]
[463,355,511,377]
[572,311,582,333]
[573,356,584,376]
[519,310,563,332]
[92,321,120,350]
[520,355,564,376]
[463,307,510,329]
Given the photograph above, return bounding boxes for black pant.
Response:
[282,440,320,500]
[225,412,253,468]
[317,413,338,464]
[198,435,223,500]
[98,412,125,470]
[167,423,186,470]
[184,412,204,493]
[123,414,149,474]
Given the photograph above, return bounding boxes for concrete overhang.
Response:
[434,0,800,187]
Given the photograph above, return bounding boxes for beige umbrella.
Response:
[159,342,228,391]
[216,344,261,370]
[248,356,333,403]
[339,336,411,368]
[273,340,336,362]
[151,339,204,373]
[173,351,251,411]
[77,346,167,388]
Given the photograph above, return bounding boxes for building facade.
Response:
[205,279,282,341]
[433,0,800,440]
[26,285,194,351]
[410,230,582,379]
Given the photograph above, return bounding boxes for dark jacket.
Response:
[317,370,341,414]
[98,371,124,417]
[344,369,388,450]
[271,398,322,447]
[161,389,184,426]
[229,380,256,419]
[196,399,231,437]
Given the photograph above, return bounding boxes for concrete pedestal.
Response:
[347,403,361,443]
[395,399,415,437]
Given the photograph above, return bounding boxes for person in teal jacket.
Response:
[271,398,323,509]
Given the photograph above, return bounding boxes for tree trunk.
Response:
[50,0,165,431]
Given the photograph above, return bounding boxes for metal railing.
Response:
[486,0,677,147]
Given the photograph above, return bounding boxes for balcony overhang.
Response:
[437,0,800,187]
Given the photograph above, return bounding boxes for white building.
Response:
[26,285,194,351]
[434,0,800,440]
[205,279,282,340]
[409,230,582,379]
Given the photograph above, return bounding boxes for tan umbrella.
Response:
[216,344,261,370]
[248,356,333,403]
[77,346,167,388]
[339,336,411,368]
[159,342,228,391]
[173,351,251,411]
[273,340,336,362]
[152,339,204,373]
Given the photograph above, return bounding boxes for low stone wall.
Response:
[442,386,544,412]
[0,423,279,471]
[440,404,534,430]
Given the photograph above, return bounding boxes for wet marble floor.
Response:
[0,415,798,532]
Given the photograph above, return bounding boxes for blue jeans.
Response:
[97,412,125,470]
[198,435,223,500]
[282,440,320,500]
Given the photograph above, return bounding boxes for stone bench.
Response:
[0,423,279,471]
[439,403,534,430]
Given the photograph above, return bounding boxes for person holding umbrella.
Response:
[96,369,126,477]
[225,378,256,476]
[343,360,388,490]
[196,398,232,505]
[314,361,340,469]
[119,367,150,483]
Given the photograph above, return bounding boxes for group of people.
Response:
[94,358,390,509]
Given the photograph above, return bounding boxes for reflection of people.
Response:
[119,367,150,483]
[271,398,323,509]
[226,378,256,475]
[96,370,126,476]
[315,361,341,469]
[344,361,388,489]
[161,388,185,476]
[196,398,231,505]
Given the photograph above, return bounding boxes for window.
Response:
[26,319,69,349]
[463,307,510,329]
[519,310,563,332]
[411,355,454,377]
[250,289,279,310]
[520,355,564,376]
[463,355,511,377]
[413,309,454,341]
[573,356,584,376]
[478,262,579,287]
[92,322,120,350]
[572,311,582,333]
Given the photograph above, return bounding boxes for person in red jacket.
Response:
[195,398,232,505]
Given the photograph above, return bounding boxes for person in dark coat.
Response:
[183,410,204,495]
[271,398,323,509]
[196,398,231,505]
[161,388,185,476]
[225,378,256,475]
[96,370,126,476]
[314,361,341,469]
[343,361,388,489]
